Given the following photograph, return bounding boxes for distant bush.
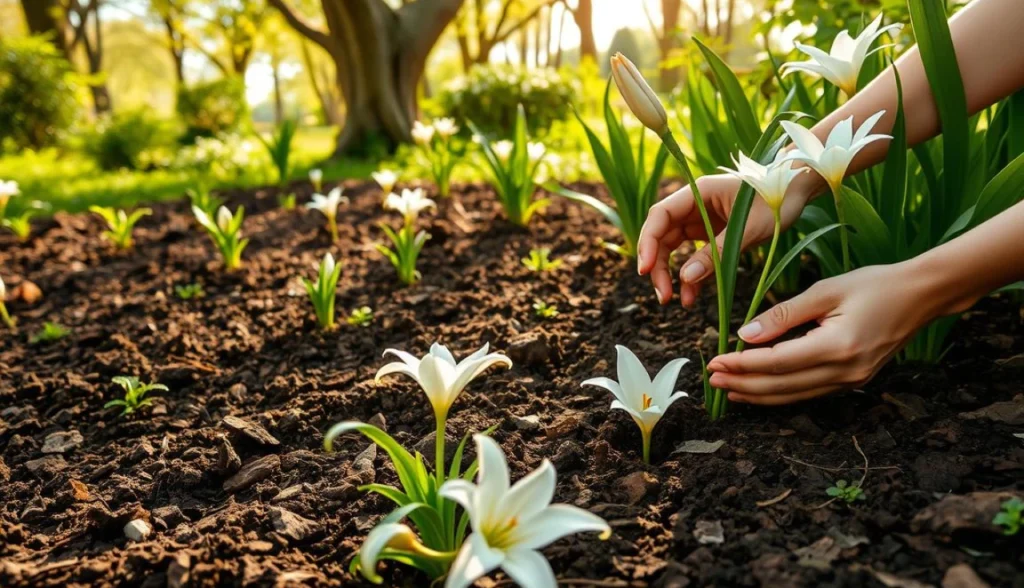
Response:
[0,36,78,151]
[176,77,248,142]
[438,65,577,136]
[85,110,178,170]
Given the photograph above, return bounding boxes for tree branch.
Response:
[492,0,558,45]
[267,0,332,50]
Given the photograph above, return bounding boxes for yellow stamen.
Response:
[642,394,652,410]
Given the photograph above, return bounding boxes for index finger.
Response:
[637,188,694,275]
[707,324,836,375]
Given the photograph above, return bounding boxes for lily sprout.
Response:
[438,435,612,588]
[89,206,152,250]
[2,201,46,242]
[781,14,902,97]
[307,186,348,242]
[378,188,436,285]
[372,169,398,196]
[471,105,550,226]
[104,375,168,417]
[533,299,559,319]
[0,179,19,217]
[302,253,343,330]
[782,111,891,271]
[583,345,689,463]
[174,283,205,300]
[30,322,70,345]
[0,275,14,329]
[309,168,323,193]
[412,118,462,197]
[521,248,562,272]
[187,182,223,215]
[346,306,374,327]
[376,342,512,477]
[193,205,249,271]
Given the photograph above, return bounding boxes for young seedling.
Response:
[471,105,550,226]
[187,182,223,215]
[0,275,15,329]
[521,248,562,272]
[89,206,152,250]
[174,283,205,300]
[31,322,70,344]
[533,299,559,319]
[302,253,343,330]
[193,205,249,271]
[2,202,46,242]
[257,118,298,189]
[0,179,20,218]
[307,187,347,242]
[277,192,297,210]
[993,497,1023,536]
[412,119,462,198]
[583,345,689,463]
[378,189,435,286]
[826,479,866,504]
[309,168,323,193]
[347,306,373,327]
[104,376,168,416]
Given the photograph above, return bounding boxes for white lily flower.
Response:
[582,345,689,462]
[718,151,807,213]
[306,186,348,220]
[781,111,891,192]
[412,121,436,145]
[493,140,514,163]
[0,275,5,299]
[372,170,398,195]
[375,343,511,420]
[781,14,903,97]
[216,206,233,231]
[0,179,19,199]
[440,435,611,588]
[321,252,336,276]
[527,142,546,163]
[434,117,459,138]
[309,168,323,192]
[610,52,668,136]
[384,188,436,224]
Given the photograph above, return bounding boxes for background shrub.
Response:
[0,36,78,151]
[85,110,178,170]
[438,64,577,136]
[176,77,248,142]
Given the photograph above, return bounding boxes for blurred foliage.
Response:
[438,64,578,137]
[0,35,78,152]
[176,76,249,142]
[85,110,180,171]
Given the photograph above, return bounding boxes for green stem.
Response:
[830,182,852,273]
[435,411,447,485]
[329,217,339,243]
[0,303,14,329]
[659,131,728,419]
[641,428,652,464]
[736,213,782,354]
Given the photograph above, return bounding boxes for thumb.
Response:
[738,285,836,344]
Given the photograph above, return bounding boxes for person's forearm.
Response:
[909,199,1024,320]
[790,0,1024,201]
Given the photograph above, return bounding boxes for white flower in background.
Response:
[609,52,669,136]
[306,187,348,220]
[781,14,903,96]
[493,140,514,163]
[309,168,323,192]
[0,274,5,299]
[440,435,611,588]
[718,151,807,213]
[582,345,689,462]
[412,121,436,145]
[372,169,398,195]
[384,188,436,224]
[434,117,459,139]
[781,111,891,192]
[375,343,511,420]
[527,142,546,163]
[0,180,19,199]
[216,206,233,231]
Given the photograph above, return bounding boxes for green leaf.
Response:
[879,64,908,253]
[550,184,624,232]
[324,421,424,502]
[842,187,894,266]
[941,151,1024,243]
[693,37,761,152]
[764,224,844,291]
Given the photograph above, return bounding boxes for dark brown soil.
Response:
[1,180,1022,588]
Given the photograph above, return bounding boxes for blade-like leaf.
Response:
[693,37,761,152]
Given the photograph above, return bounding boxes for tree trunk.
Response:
[553,5,566,68]
[20,0,70,58]
[659,0,681,91]
[571,0,596,64]
[270,0,463,158]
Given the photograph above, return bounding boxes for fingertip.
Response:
[709,373,728,388]
[707,359,726,373]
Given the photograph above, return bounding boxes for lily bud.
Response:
[216,206,233,231]
[0,275,5,300]
[610,53,669,136]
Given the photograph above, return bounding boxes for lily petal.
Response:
[430,342,457,366]
[781,121,824,160]
[503,459,556,523]
[582,377,629,406]
[358,523,414,584]
[512,504,612,550]
[374,362,418,384]
[474,435,511,519]
[444,533,505,588]
[651,358,690,406]
[615,345,650,407]
[501,548,557,588]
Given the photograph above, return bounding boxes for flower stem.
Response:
[659,130,728,419]
[0,303,14,329]
[435,412,446,485]
[641,428,652,464]
[329,217,339,243]
[830,182,852,273]
[737,213,782,354]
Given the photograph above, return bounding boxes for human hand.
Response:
[706,262,947,405]
[636,173,813,306]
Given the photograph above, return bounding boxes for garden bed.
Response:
[1,181,1022,587]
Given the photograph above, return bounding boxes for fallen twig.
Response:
[756,488,793,508]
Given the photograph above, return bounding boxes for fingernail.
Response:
[707,361,726,373]
[683,262,705,283]
[738,321,762,340]
[636,252,645,274]
[655,285,666,304]
[709,373,726,388]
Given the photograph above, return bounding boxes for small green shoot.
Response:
[827,479,866,504]
[522,248,562,272]
[31,322,70,344]
[277,192,297,210]
[533,299,559,319]
[2,202,46,242]
[89,206,152,249]
[257,118,298,188]
[377,224,429,286]
[174,283,206,300]
[0,276,14,329]
[193,205,249,271]
[104,376,168,416]
[302,253,343,329]
[187,183,223,215]
[347,306,374,327]
[993,497,1023,536]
